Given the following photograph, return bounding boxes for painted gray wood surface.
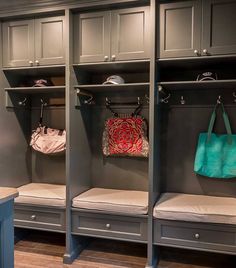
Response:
[154,219,236,255]
[3,16,65,67]
[161,105,236,197]
[35,16,66,65]
[74,11,110,63]
[0,1,236,268]
[0,200,15,268]
[111,6,150,61]
[0,25,31,188]
[0,0,148,17]
[202,0,236,56]
[74,6,150,63]
[65,9,91,265]
[159,1,201,58]
[2,20,35,68]
[72,210,148,242]
[14,204,66,232]
[160,0,236,59]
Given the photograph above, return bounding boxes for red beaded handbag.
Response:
[102,101,149,157]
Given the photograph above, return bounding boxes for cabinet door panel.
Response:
[74,11,110,63]
[160,1,201,58]
[202,0,236,55]
[35,16,65,65]
[2,20,34,67]
[111,7,150,61]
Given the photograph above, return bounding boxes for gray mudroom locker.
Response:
[0,0,235,268]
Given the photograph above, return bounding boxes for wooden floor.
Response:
[14,230,236,268]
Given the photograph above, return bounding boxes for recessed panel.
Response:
[211,2,236,47]
[10,25,29,60]
[118,12,144,53]
[81,17,104,56]
[41,21,63,58]
[165,7,193,51]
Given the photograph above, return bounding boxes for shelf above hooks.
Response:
[158,80,236,91]
[74,83,150,93]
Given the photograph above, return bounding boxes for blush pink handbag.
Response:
[30,100,66,154]
[30,126,66,154]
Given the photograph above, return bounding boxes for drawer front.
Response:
[14,206,65,232]
[72,211,147,242]
[154,220,236,254]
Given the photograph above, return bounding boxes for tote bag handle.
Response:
[207,103,232,143]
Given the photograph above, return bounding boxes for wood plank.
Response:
[14,231,236,268]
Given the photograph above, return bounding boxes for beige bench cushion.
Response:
[72,188,148,215]
[153,193,236,225]
[15,183,66,207]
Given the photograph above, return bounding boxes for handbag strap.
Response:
[39,102,44,126]
[106,102,142,117]
[207,103,232,143]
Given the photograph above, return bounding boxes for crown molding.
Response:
[0,0,148,18]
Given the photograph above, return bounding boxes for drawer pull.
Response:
[30,215,36,221]
[194,233,200,239]
[105,223,111,229]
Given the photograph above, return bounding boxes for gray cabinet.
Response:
[160,0,236,58]
[2,16,65,67]
[202,0,236,56]
[14,205,66,232]
[74,11,110,63]
[2,20,35,67]
[72,210,148,242]
[160,1,201,58]
[154,219,236,254]
[74,6,150,63]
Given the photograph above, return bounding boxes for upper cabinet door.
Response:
[160,1,201,58]
[2,20,34,67]
[75,11,110,63]
[202,0,236,56]
[111,6,150,61]
[35,16,65,66]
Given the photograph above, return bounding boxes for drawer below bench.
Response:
[14,204,66,232]
[154,219,236,255]
[72,209,147,242]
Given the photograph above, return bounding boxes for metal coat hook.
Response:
[161,93,171,104]
[18,97,27,106]
[233,92,236,103]
[137,97,141,105]
[158,85,171,104]
[217,95,222,104]
[145,94,149,104]
[40,98,48,106]
[180,96,186,105]
[76,88,94,104]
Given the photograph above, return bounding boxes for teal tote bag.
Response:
[194,103,236,178]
